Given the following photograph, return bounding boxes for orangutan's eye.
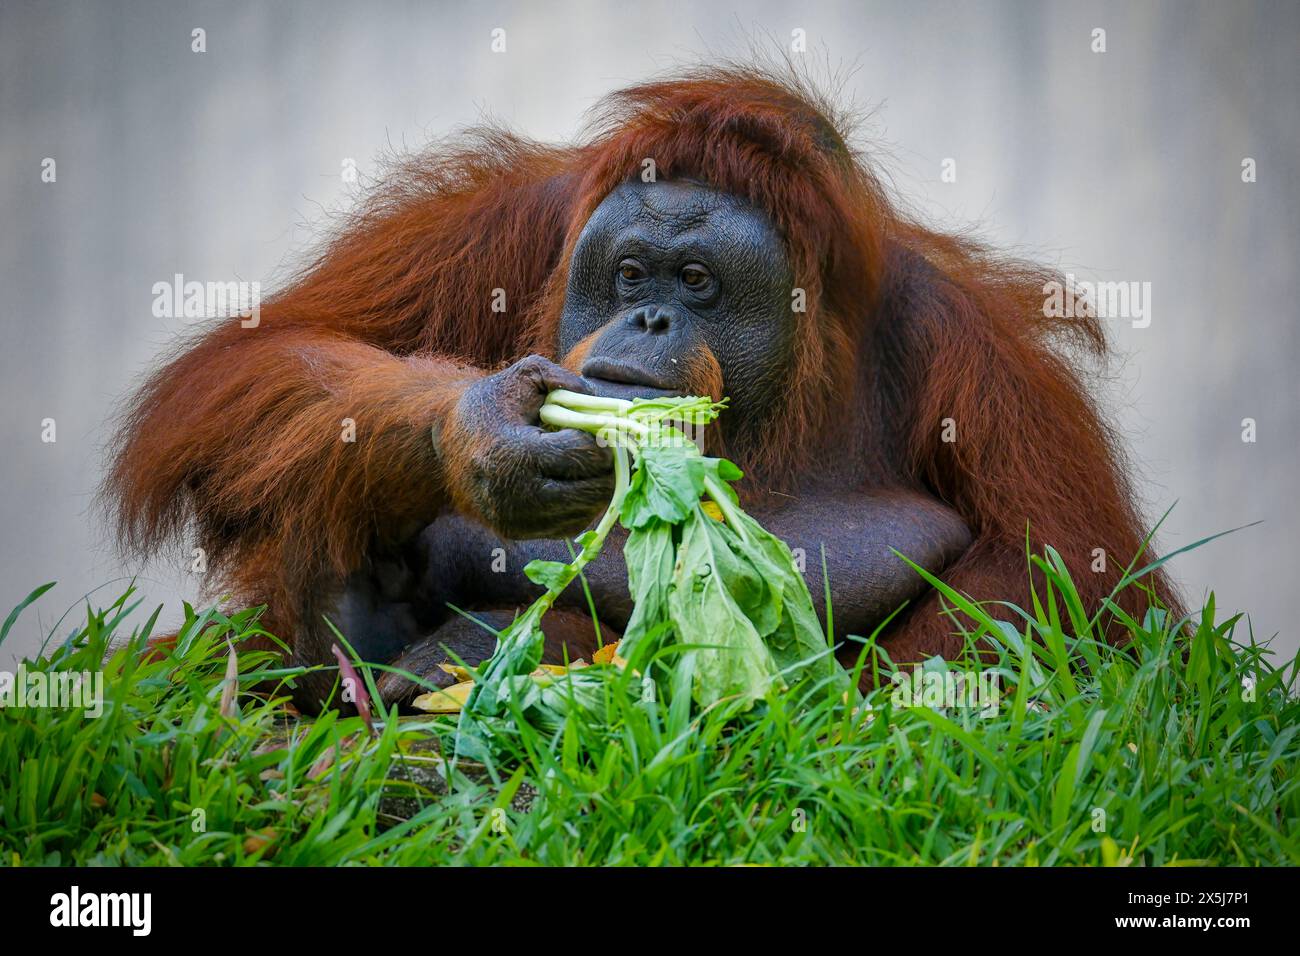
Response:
[619,260,645,281]
[681,264,710,288]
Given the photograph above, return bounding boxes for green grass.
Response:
[1,554,1296,866]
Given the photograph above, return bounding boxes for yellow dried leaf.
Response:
[532,663,572,676]
[701,500,725,522]
[243,828,276,856]
[411,680,474,714]
[437,662,473,682]
[592,643,629,669]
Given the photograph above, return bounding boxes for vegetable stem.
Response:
[539,403,652,440]
[703,474,749,543]
[583,433,630,563]
[546,388,633,415]
[521,429,631,618]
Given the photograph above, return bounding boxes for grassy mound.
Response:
[1,564,1296,866]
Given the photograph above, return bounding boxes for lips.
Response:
[580,357,680,401]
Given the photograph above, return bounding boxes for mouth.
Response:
[580,358,680,401]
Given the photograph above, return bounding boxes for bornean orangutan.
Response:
[106,67,1174,713]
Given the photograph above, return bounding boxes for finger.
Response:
[506,474,614,538]
[535,475,618,515]
[516,355,593,399]
[526,427,614,480]
[503,357,591,425]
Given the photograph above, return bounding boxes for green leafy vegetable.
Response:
[455,388,851,759]
[667,503,782,704]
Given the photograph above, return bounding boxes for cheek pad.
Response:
[708,297,794,406]
[557,255,618,355]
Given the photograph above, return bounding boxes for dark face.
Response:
[557,180,795,430]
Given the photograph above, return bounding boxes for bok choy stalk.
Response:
[455,389,849,759]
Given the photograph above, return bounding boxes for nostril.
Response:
[626,307,674,333]
[646,308,673,333]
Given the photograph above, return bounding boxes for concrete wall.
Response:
[2,0,1296,667]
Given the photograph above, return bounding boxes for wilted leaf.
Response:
[243,828,277,856]
[412,680,475,714]
[700,500,725,522]
[219,640,239,718]
[438,662,473,682]
[332,643,375,735]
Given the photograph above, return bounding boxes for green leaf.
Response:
[523,559,573,592]
[711,515,783,639]
[618,520,677,665]
[0,581,56,646]
[667,509,783,708]
[725,508,847,690]
[455,612,549,760]
[621,444,707,528]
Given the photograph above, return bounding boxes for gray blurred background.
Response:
[2,0,1297,670]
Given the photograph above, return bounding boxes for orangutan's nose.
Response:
[626,305,677,334]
